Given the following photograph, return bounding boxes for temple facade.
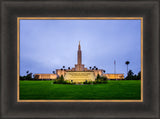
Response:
[34,42,124,80]
[55,41,104,78]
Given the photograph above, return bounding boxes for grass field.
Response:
[19,80,141,100]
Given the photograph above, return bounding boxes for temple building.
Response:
[55,41,104,79]
[34,42,124,80]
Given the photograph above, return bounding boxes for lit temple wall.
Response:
[103,74,124,79]
[56,69,66,77]
[34,74,57,79]
[93,69,104,77]
[56,69,104,78]
[34,72,124,80]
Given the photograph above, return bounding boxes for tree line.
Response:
[125,61,141,80]
[125,70,141,80]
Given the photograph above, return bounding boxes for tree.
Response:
[125,70,134,80]
[68,67,70,70]
[89,67,92,70]
[125,61,130,73]
[60,75,64,81]
[26,73,32,80]
[96,74,100,80]
[103,70,106,73]
[20,75,26,80]
[125,70,141,80]
[52,71,55,74]
[26,70,29,74]
[62,66,65,69]
[128,70,134,76]
[137,71,141,80]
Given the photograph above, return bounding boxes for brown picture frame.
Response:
[1,0,159,118]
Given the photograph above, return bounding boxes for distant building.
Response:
[34,42,124,80]
[103,74,124,80]
[34,74,57,80]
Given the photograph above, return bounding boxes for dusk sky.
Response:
[20,19,141,77]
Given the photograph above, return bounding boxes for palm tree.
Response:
[125,61,130,73]
[62,66,65,69]
[93,66,96,70]
[89,67,92,70]
[52,71,55,74]
[103,70,106,73]
[26,70,29,74]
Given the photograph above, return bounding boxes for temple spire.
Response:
[78,41,81,50]
[75,41,84,71]
[78,41,82,65]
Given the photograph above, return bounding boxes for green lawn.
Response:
[20,80,141,100]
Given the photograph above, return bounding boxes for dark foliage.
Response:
[20,73,33,80]
[125,70,141,80]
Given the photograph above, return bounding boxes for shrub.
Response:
[84,80,88,84]
[53,77,108,85]
[65,80,70,84]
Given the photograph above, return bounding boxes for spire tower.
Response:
[78,41,82,65]
[75,41,84,71]
[78,41,81,50]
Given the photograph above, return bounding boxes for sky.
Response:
[20,19,141,77]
